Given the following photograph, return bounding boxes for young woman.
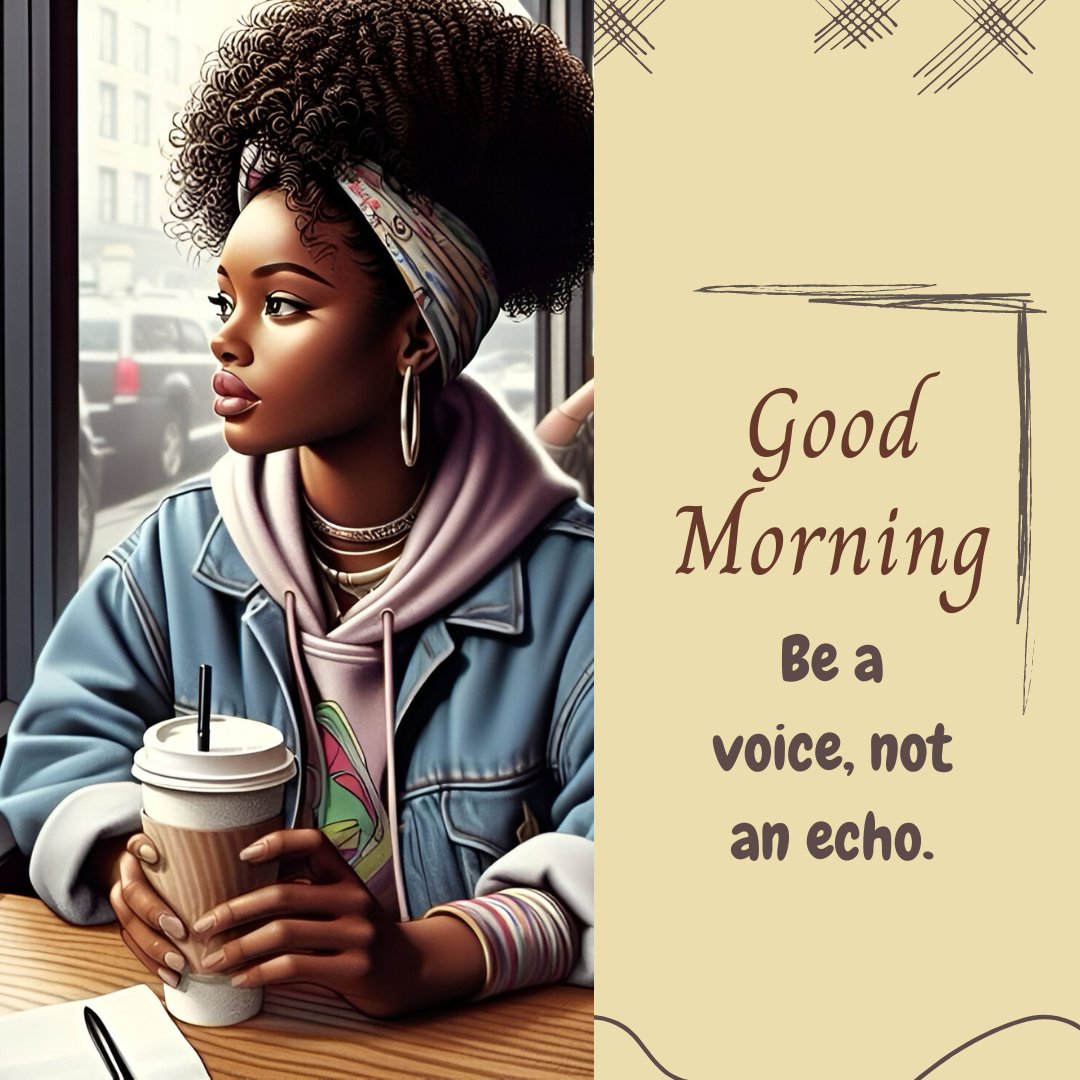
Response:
[0,0,592,1016]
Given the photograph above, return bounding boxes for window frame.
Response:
[2,0,80,732]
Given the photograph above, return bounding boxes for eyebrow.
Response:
[216,262,334,287]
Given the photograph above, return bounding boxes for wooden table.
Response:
[0,893,593,1078]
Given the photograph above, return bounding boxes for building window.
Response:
[98,82,118,139]
[164,36,180,83]
[98,168,118,223]
[134,92,151,146]
[133,24,151,74]
[99,8,117,64]
[133,173,151,227]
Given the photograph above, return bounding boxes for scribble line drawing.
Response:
[914,1014,1080,1078]
[1016,305,1033,711]
[594,0,670,73]
[698,283,1040,712]
[915,0,1048,94]
[595,1015,688,1080]
[814,0,902,53]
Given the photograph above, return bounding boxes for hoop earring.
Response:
[400,364,421,468]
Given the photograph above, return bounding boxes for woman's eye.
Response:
[264,294,309,317]
[207,292,234,322]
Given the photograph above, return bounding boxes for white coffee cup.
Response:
[132,714,297,1026]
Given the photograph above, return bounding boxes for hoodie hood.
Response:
[210,376,577,642]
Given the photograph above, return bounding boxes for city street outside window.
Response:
[72,0,581,586]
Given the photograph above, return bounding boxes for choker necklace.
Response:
[302,479,428,544]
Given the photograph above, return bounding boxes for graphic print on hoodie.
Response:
[315,700,391,880]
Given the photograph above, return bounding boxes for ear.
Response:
[397,307,440,377]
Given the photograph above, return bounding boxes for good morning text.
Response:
[675,372,989,613]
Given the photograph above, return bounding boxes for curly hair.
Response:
[167,0,593,317]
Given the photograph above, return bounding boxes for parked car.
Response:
[78,386,105,577]
[79,296,218,482]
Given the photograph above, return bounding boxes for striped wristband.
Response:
[424,887,580,999]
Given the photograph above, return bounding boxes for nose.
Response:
[211,318,254,367]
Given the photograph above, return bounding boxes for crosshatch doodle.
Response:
[596,1,1080,1077]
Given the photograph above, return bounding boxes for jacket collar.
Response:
[192,509,525,735]
[191,512,524,633]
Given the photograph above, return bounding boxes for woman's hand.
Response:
[192,828,485,1018]
[104,834,189,989]
[535,377,594,447]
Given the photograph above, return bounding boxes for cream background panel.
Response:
[596,2,1079,1077]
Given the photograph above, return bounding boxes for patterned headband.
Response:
[237,143,500,384]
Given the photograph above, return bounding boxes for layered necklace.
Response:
[302,480,428,608]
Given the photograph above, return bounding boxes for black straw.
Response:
[197,664,212,752]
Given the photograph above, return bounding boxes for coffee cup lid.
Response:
[132,715,297,793]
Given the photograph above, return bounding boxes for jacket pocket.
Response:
[438,770,556,894]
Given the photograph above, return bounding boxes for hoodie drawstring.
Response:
[381,607,410,920]
[284,590,322,828]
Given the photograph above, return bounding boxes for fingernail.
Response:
[238,840,266,861]
[203,949,225,969]
[163,950,187,973]
[158,966,180,989]
[159,913,186,940]
[192,913,215,934]
[136,843,158,865]
[230,973,249,988]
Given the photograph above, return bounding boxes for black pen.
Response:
[83,1005,136,1080]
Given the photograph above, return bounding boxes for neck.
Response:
[298,404,429,530]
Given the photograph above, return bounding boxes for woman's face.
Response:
[209,188,412,457]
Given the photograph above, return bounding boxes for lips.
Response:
[212,370,261,417]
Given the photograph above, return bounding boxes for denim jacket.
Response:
[0,478,594,936]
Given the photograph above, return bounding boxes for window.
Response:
[99,7,117,63]
[1,0,591,731]
[133,172,151,227]
[80,320,120,352]
[98,82,117,138]
[132,315,180,352]
[98,168,118,223]
[164,36,180,83]
[179,320,210,353]
[133,23,150,73]
[133,91,150,145]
